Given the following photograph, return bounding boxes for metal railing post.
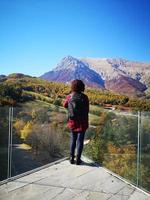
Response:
[7,108,11,179]
[137,111,141,186]
[7,107,13,179]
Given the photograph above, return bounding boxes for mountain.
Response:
[81,57,150,83]
[40,56,104,88]
[81,57,149,96]
[40,56,150,96]
[0,75,6,82]
[105,75,147,96]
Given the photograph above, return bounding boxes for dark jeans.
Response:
[70,132,85,159]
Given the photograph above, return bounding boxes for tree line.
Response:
[0,73,150,110]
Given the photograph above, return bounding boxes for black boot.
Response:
[69,156,75,164]
[76,157,82,165]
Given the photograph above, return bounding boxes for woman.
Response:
[63,80,89,165]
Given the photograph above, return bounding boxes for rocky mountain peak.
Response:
[54,55,89,71]
[107,58,128,69]
[40,56,104,88]
[63,55,77,61]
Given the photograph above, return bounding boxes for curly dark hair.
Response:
[71,79,85,93]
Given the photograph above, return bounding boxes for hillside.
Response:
[105,75,147,96]
[0,73,150,111]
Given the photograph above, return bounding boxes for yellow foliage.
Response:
[21,121,33,140]
[13,119,26,136]
[104,142,137,179]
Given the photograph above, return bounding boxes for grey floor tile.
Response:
[0,158,149,200]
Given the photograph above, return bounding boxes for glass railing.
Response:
[84,108,150,193]
[0,106,149,193]
[0,105,70,181]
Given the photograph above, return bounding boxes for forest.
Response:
[0,73,150,192]
[0,73,150,110]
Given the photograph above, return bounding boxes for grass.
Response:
[89,105,103,116]
[23,91,53,103]
[21,100,50,109]
[22,100,67,113]
[89,113,100,126]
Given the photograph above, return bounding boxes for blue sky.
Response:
[0,0,150,76]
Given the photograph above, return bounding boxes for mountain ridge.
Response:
[40,55,150,96]
[41,56,105,88]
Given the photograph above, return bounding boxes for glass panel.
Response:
[84,108,138,186]
[139,111,150,192]
[11,102,70,177]
[0,107,9,181]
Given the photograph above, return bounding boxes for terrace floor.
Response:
[0,157,149,200]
